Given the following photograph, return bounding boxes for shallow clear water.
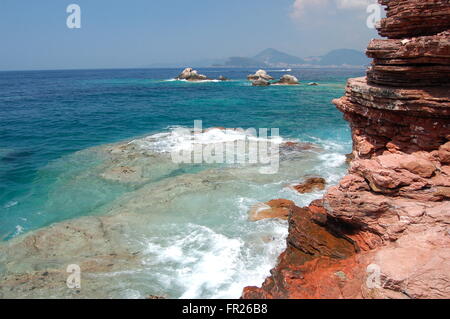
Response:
[0,67,363,298]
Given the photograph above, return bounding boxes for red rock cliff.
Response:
[243,0,450,299]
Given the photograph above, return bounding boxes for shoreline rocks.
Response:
[243,0,450,299]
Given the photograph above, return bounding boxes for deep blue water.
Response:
[0,67,364,239]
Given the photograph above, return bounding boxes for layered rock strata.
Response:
[243,0,450,299]
[367,31,450,87]
[377,0,450,39]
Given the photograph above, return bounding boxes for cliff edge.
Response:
[243,0,450,299]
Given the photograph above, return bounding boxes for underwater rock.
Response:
[279,141,317,152]
[248,199,295,221]
[100,165,142,183]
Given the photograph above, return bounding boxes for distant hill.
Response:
[147,48,369,68]
[253,48,305,66]
[317,49,370,66]
[223,57,266,68]
[219,48,368,68]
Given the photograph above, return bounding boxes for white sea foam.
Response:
[268,69,292,72]
[318,153,347,168]
[13,225,24,237]
[130,127,284,154]
[122,289,143,299]
[164,79,221,83]
[4,201,18,208]
[141,222,287,299]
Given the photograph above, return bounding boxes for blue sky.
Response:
[0,0,380,70]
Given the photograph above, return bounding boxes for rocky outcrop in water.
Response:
[247,70,274,81]
[292,177,326,194]
[176,68,209,81]
[248,199,295,221]
[273,75,299,85]
[251,78,270,86]
[243,0,450,299]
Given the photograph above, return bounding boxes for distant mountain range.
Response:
[147,48,370,68]
[216,48,369,68]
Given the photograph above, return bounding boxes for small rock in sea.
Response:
[308,82,319,86]
[292,177,326,194]
[248,199,295,221]
[247,69,274,81]
[252,78,270,86]
[273,74,300,85]
[147,295,165,299]
[345,152,354,164]
[218,75,228,81]
[175,67,209,81]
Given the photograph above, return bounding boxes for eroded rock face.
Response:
[366,31,450,87]
[243,201,365,299]
[243,0,450,299]
[377,0,450,39]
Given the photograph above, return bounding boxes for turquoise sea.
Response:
[0,68,364,298]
